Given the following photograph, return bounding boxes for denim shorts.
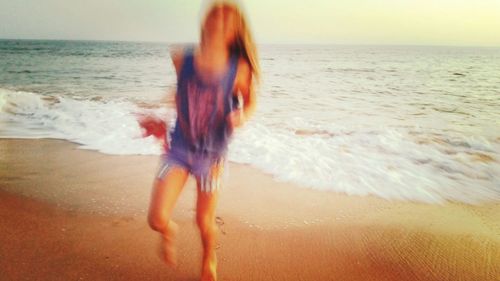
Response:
[156,148,227,193]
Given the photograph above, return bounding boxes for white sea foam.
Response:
[0,88,165,155]
[1,88,499,204]
[229,121,500,204]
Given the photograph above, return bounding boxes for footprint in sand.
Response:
[215,216,226,234]
[111,216,135,226]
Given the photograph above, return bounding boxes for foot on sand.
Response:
[201,252,217,281]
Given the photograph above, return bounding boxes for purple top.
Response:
[163,46,239,185]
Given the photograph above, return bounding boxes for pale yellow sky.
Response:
[1,0,499,46]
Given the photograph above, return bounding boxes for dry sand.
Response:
[0,139,499,281]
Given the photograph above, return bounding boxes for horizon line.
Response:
[1,37,499,49]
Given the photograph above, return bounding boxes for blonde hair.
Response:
[200,0,260,82]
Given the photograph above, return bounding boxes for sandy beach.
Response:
[0,138,499,281]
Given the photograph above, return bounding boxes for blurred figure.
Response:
[145,0,259,280]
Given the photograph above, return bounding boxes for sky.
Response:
[1,0,499,46]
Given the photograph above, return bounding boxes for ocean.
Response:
[1,39,499,204]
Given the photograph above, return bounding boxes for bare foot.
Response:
[201,252,217,281]
[158,220,179,268]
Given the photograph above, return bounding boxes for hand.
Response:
[136,114,170,152]
[227,109,245,131]
[137,115,167,139]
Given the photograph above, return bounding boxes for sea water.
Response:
[1,39,499,204]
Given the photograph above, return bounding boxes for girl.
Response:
[146,1,259,280]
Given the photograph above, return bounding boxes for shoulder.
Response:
[170,44,193,76]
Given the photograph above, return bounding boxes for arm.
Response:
[229,58,256,128]
[139,46,185,149]
[162,46,185,105]
[170,45,185,77]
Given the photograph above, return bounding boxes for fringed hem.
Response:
[197,157,225,193]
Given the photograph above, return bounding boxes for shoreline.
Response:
[1,138,499,280]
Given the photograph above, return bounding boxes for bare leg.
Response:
[195,177,220,281]
[148,166,189,267]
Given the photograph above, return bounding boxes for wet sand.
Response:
[0,139,499,281]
